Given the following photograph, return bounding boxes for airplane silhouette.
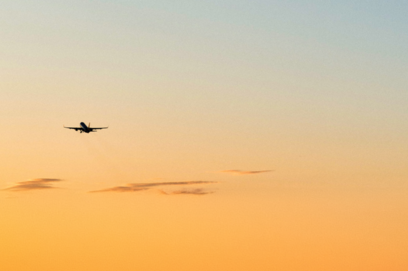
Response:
[64,122,108,133]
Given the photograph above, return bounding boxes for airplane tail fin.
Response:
[89,122,91,128]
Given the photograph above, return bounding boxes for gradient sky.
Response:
[1,1,408,270]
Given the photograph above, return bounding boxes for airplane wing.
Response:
[89,127,109,132]
[64,126,81,131]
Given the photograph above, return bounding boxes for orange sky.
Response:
[1,184,407,271]
[1,1,408,270]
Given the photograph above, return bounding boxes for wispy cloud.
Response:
[2,179,63,192]
[90,181,217,193]
[220,170,273,175]
[158,188,214,196]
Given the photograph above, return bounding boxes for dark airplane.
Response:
[64,122,108,133]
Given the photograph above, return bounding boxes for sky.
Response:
[1,1,408,270]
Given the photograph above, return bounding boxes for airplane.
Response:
[64,122,108,133]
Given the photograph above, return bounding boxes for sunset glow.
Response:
[1,1,408,270]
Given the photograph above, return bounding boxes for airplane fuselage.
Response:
[80,122,90,133]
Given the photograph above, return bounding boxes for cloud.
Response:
[2,179,63,192]
[90,181,217,193]
[220,170,273,175]
[158,188,214,196]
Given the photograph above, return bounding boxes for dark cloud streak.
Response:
[2,179,63,192]
[90,181,217,193]
[220,170,273,175]
[159,188,214,196]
